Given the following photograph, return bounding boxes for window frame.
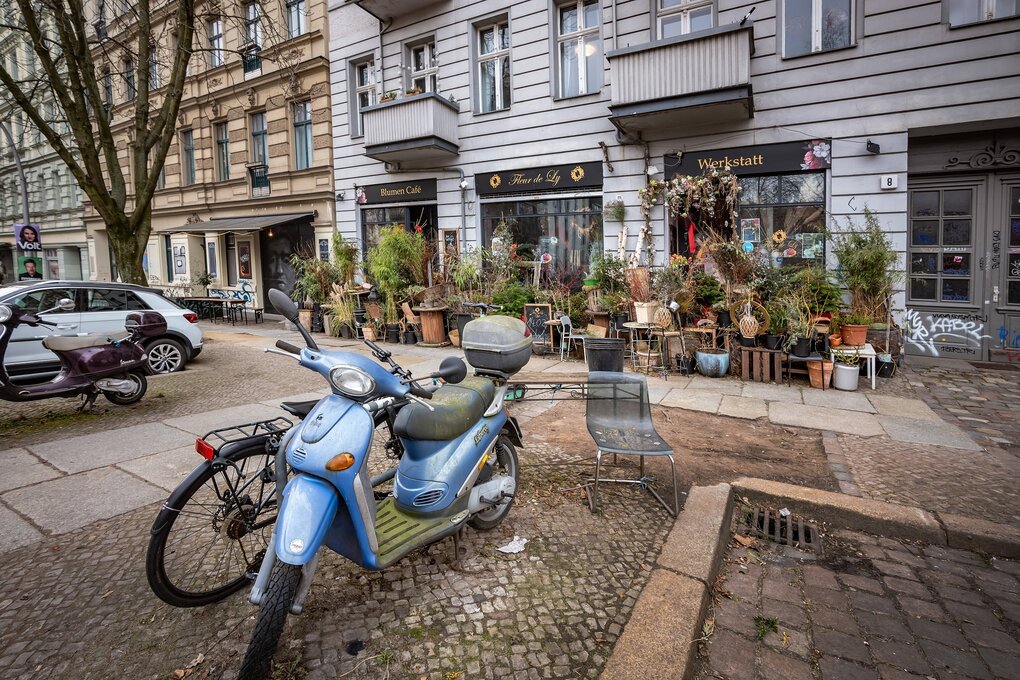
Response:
[475,16,512,114]
[554,0,603,99]
[286,0,307,39]
[102,67,113,114]
[293,100,313,170]
[944,0,1020,27]
[406,37,438,93]
[249,111,268,166]
[225,233,238,286]
[123,58,136,101]
[244,1,262,46]
[208,17,224,68]
[656,0,715,40]
[780,0,856,59]
[148,47,160,89]
[181,128,196,186]
[350,55,375,138]
[907,185,979,306]
[214,121,230,181]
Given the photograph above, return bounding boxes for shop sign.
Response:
[665,139,832,179]
[476,162,603,196]
[357,179,437,205]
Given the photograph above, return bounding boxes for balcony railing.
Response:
[362,92,460,166]
[242,45,262,74]
[607,23,754,134]
[249,165,270,198]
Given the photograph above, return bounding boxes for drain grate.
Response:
[742,507,820,552]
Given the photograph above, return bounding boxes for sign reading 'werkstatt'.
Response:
[358,179,437,204]
[665,139,832,179]
[476,161,603,195]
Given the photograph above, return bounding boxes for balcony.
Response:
[346,0,445,20]
[249,165,270,198]
[362,93,460,167]
[242,45,262,75]
[607,23,754,135]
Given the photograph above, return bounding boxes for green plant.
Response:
[191,270,214,288]
[590,252,628,292]
[566,291,589,327]
[651,264,693,308]
[840,310,872,326]
[710,239,755,304]
[331,233,359,286]
[603,199,625,224]
[828,208,900,319]
[765,302,789,335]
[754,615,779,640]
[694,273,726,308]
[750,260,795,305]
[289,253,336,305]
[832,348,861,366]
[792,266,842,314]
[381,90,397,101]
[600,290,630,315]
[491,282,536,317]
[367,226,426,323]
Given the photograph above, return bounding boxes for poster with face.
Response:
[18,256,43,280]
[15,223,42,251]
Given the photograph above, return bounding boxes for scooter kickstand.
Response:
[450,526,468,571]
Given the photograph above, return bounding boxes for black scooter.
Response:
[0,297,166,406]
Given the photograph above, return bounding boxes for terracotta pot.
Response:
[829,334,842,347]
[807,360,834,389]
[841,324,868,346]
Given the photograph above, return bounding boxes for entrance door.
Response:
[989,178,1020,364]
[259,222,314,314]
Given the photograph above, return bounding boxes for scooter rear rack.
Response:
[200,417,294,451]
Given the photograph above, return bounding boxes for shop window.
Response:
[946,0,1019,26]
[908,187,975,303]
[207,241,217,278]
[407,39,438,93]
[476,18,511,113]
[729,173,826,267]
[480,197,603,277]
[350,57,375,137]
[1008,186,1020,305]
[658,0,714,39]
[215,122,230,181]
[361,206,437,254]
[226,234,238,285]
[782,0,854,58]
[293,100,313,170]
[556,1,601,98]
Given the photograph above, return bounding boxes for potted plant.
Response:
[763,302,787,351]
[712,301,731,327]
[839,310,872,346]
[829,208,900,335]
[792,266,842,317]
[806,355,834,389]
[380,90,397,102]
[367,225,426,344]
[328,284,356,339]
[603,198,626,225]
[786,295,816,358]
[628,267,659,324]
[832,349,861,391]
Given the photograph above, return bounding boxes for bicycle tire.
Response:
[146,442,279,607]
[237,561,301,680]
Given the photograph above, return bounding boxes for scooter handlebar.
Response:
[408,383,433,400]
[276,339,302,355]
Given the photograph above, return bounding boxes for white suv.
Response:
[0,281,204,381]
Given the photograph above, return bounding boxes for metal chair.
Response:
[559,315,588,361]
[584,371,679,516]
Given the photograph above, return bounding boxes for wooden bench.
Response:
[740,346,784,383]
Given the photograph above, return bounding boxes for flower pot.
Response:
[402,330,417,345]
[298,308,313,329]
[841,324,868,346]
[792,337,812,357]
[583,278,598,287]
[386,324,400,344]
[715,310,731,327]
[762,334,783,351]
[449,329,460,347]
[829,334,842,348]
[807,359,833,389]
[739,335,757,347]
[363,326,378,342]
[695,348,730,378]
[311,304,324,333]
[455,313,475,339]
[833,362,860,391]
[610,312,630,332]
[339,324,352,339]
[633,301,660,325]
[876,353,895,378]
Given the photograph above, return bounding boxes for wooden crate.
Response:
[740,347,784,383]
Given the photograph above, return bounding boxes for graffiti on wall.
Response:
[208,281,256,303]
[903,309,989,357]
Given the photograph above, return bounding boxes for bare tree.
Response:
[0,0,195,284]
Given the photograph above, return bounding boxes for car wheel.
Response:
[147,338,187,373]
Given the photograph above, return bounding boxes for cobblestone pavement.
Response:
[696,520,1020,680]
[0,436,673,680]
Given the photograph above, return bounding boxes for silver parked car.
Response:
[0,281,204,381]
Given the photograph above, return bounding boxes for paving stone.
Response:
[804,565,841,590]
[764,626,812,658]
[818,655,880,680]
[739,382,804,403]
[815,627,872,663]
[801,388,878,413]
[882,577,933,600]
[759,647,814,680]
[976,647,1020,678]
[867,640,931,675]
[708,629,756,680]
[866,395,941,421]
[713,599,758,638]
[907,618,969,649]
[659,389,721,413]
[768,402,885,436]
[933,584,985,606]
[839,574,885,594]
[876,415,982,451]
[805,585,851,611]
[897,596,947,621]
[27,422,195,473]
[918,639,992,679]
[877,667,930,680]
[717,395,768,420]
[762,599,810,631]
[961,623,1020,653]
[115,445,201,491]
[685,376,743,395]
[811,607,861,635]
[0,504,43,553]
[849,591,900,616]
[855,611,911,640]
[763,580,803,605]
[0,448,61,493]
[944,600,1004,629]
[162,402,289,436]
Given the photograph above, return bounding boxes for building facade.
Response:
[84,0,334,313]
[328,0,1020,363]
[0,15,89,285]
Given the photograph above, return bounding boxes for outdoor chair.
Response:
[400,302,422,334]
[584,371,679,517]
[559,315,589,361]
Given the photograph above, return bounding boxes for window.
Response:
[124,58,136,100]
[658,0,713,38]
[318,238,329,261]
[909,187,975,303]
[181,129,196,186]
[361,206,438,253]
[85,288,148,312]
[733,174,826,266]
[102,68,113,114]
[351,58,375,137]
[286,0,307,39]
[250,112,267,165]
[208,18,224,68]
[164,235,173,279]
[477,19,511,113]
[244,1,262,45]
[148,48,160,89]
[215,122,230,181]
[556,1,602,98]
[782,0,853,58]
[293,101,313,170]
[947,0,1020,26]
[206,241,218,278]
[226,234,238,285]
[8,287,77,314]
[408,40,438,93]
[1008,186,1020,305]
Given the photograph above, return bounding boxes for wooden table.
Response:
[412,306,449,346]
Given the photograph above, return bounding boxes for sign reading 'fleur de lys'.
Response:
[476,161,603,195]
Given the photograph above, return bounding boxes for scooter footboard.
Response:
[274,474,338,565]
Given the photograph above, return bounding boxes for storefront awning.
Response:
[156,212,314,235]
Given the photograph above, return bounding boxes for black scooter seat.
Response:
[42,332,131,352]
[393,377,495,441]
[281,399,319,419]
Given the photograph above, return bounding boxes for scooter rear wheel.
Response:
[237,561,301,680]
[469,436,518,530]
[102,371,147,405]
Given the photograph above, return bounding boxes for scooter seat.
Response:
[281,399,319,419]
[42,332,131,352]
[393,377,495,442]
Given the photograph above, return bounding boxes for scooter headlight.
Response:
[0,305,11,323]
[328,365,375,397]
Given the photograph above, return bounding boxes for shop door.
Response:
[259,222,314,314]
[989,177,1020,364]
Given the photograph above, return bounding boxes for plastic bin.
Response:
[584,338,625,373]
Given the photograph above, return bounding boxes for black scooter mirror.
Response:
[437,356,467,384]
[268,289,299,323]
[58,298,75,312]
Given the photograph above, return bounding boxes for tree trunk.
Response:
[108,208,152,286]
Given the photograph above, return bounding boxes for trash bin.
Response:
[584,338,625,373]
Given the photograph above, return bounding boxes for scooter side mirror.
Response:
[436,356,467,384]
[58,298,75,312]
[269,289,299,323]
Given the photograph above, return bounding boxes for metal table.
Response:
[622,322,664,374]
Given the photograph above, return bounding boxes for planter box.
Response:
[634,301,660,324]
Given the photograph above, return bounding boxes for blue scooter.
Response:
[237,290,529,679]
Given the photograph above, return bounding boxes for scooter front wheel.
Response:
[102,371,147,405]
[237,560,301,680]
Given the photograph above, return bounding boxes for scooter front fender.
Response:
[274,474,338,565]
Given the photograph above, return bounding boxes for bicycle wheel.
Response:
[146,443,280,607]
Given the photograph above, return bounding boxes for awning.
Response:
[156,212,314,235]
